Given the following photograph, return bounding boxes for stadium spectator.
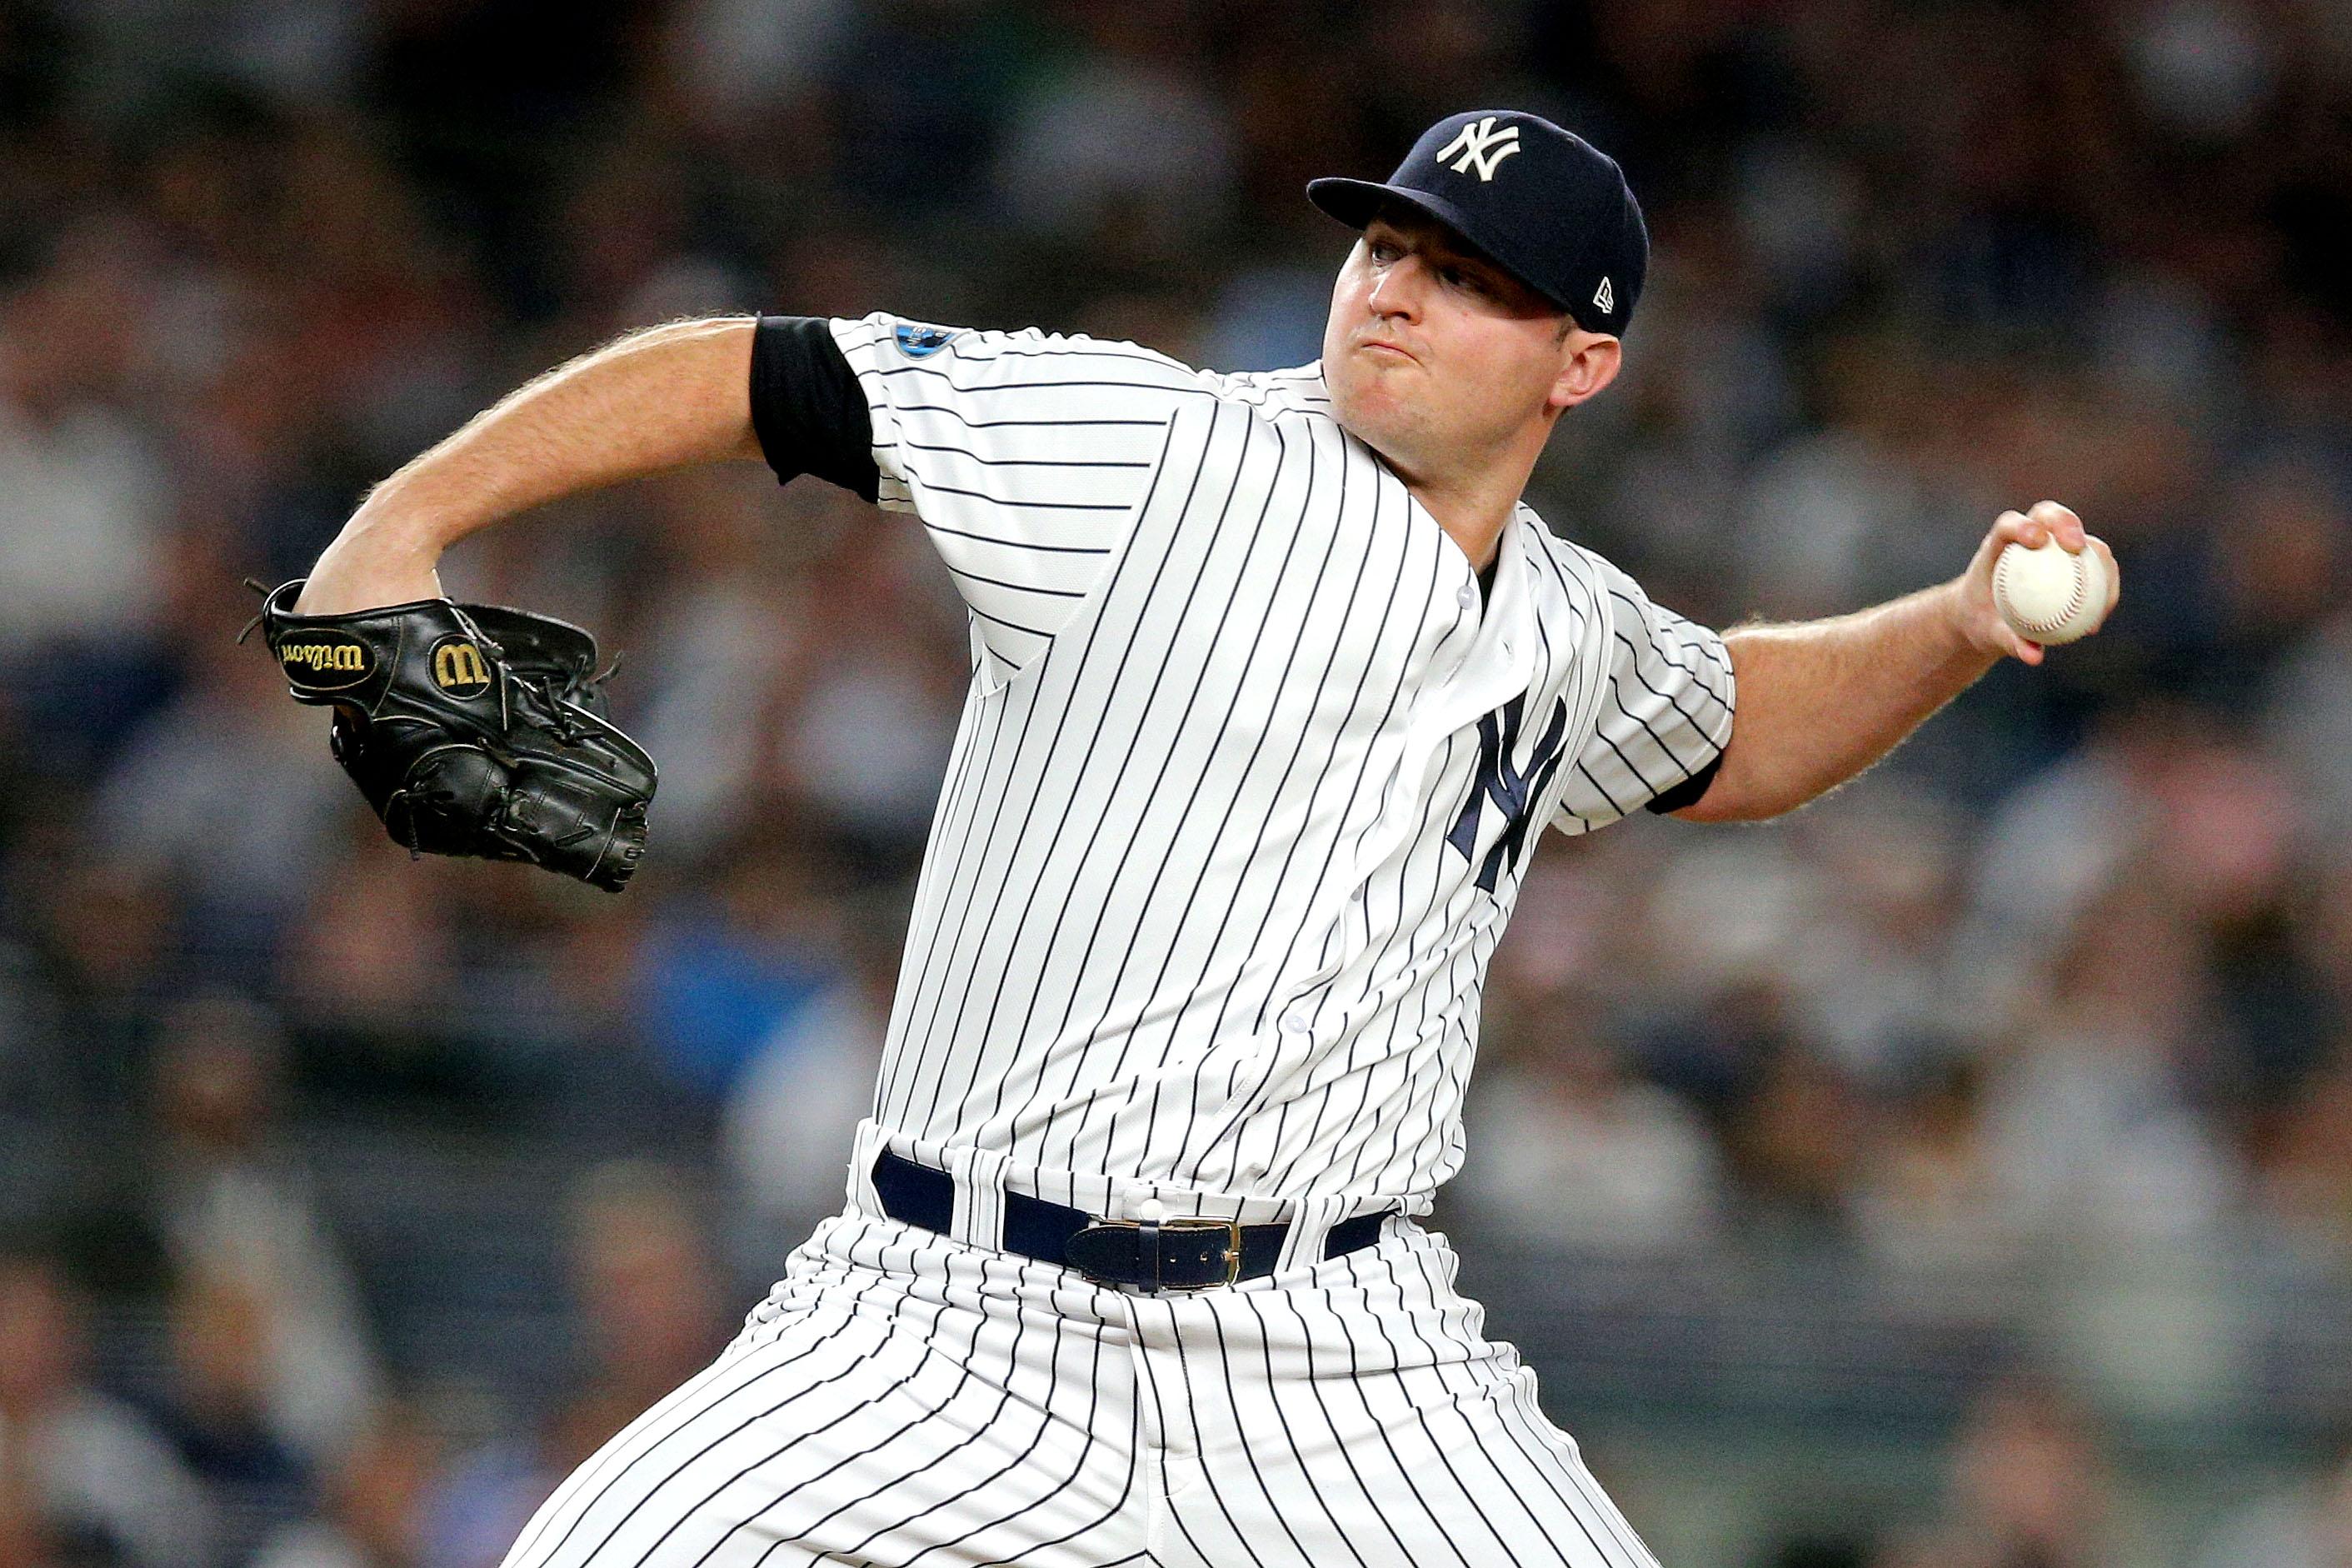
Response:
[252,1405,440,1568]
[419,1163,727,1568]
[722,888,904,1269]
[1876,1380,2144,1568]
[0,1250,218,1568]
[147,995,380,1463]
[149,1266,312,1565]
[1460,984,1721,1254]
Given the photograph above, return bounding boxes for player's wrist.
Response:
[1939,575,2006,662]
[297,526,446,615]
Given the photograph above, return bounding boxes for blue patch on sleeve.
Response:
[893,322,956,359]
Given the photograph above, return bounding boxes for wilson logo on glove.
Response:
[278,633,373,690]
[431,638,492,697]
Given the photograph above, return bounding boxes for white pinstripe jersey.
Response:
[830,312,1735,1215]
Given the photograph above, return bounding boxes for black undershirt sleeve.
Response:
[747,315,880,502]
[1645,752,1724,814]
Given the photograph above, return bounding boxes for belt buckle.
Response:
[1077,1215,1243,1293]
[1155,1216,1244,1293]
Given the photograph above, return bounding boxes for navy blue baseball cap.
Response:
[1308,110,1648,335]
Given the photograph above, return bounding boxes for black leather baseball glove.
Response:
[252,580,657,891]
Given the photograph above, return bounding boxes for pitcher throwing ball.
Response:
[284,111,2117,1567]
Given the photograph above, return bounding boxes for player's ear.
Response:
[1548,329,1620,412]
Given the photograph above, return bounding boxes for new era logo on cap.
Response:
[1594,277,1614,314]
[1436,117,1521,182]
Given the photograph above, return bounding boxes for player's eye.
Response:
[1369,238,1401,263]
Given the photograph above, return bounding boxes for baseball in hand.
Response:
[1991,537,2111,645]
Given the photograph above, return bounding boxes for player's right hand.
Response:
[1953,499,2119,666]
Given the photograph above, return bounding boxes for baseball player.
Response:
[276,111,2117,1567]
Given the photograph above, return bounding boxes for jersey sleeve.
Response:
[822,311,1214,681]
[1551,557,1737,832]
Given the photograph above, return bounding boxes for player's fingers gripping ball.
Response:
[1991,534,2113,646]
[252,581,657,891]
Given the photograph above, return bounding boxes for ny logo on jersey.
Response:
[1446,693,1570,893]
[1436,117,1522,182]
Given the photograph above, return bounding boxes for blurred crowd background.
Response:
[2,2,2350,1565]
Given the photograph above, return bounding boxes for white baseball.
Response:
[1992,536,2110,645]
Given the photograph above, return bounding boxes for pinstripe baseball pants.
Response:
[499,1207,1660,1568]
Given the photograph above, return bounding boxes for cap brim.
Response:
[1305,177,1575,314]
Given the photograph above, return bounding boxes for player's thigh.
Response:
[1155,1231,1659,1568]
[502,1221,1146,1568]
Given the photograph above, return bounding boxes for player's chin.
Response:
[1330,377,1407,431]
[1331,401,1402,454]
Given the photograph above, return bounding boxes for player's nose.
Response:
[1366,254,1426,322]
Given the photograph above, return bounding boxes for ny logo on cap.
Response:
[1436,117,1521,182]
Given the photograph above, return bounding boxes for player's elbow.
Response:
[585,314,765,462]
[660,315,766,460]
[1664,758,1814,823]
[1668,786,1785,823]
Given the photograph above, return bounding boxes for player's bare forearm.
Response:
[1675,581,1990,821]
[1678,501,2119,821]
[298,317,763,613]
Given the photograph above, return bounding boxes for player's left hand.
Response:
[1953,499,2120,666]
[252,581,658,890]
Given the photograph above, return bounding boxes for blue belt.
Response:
[870,1149,1391,1293]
